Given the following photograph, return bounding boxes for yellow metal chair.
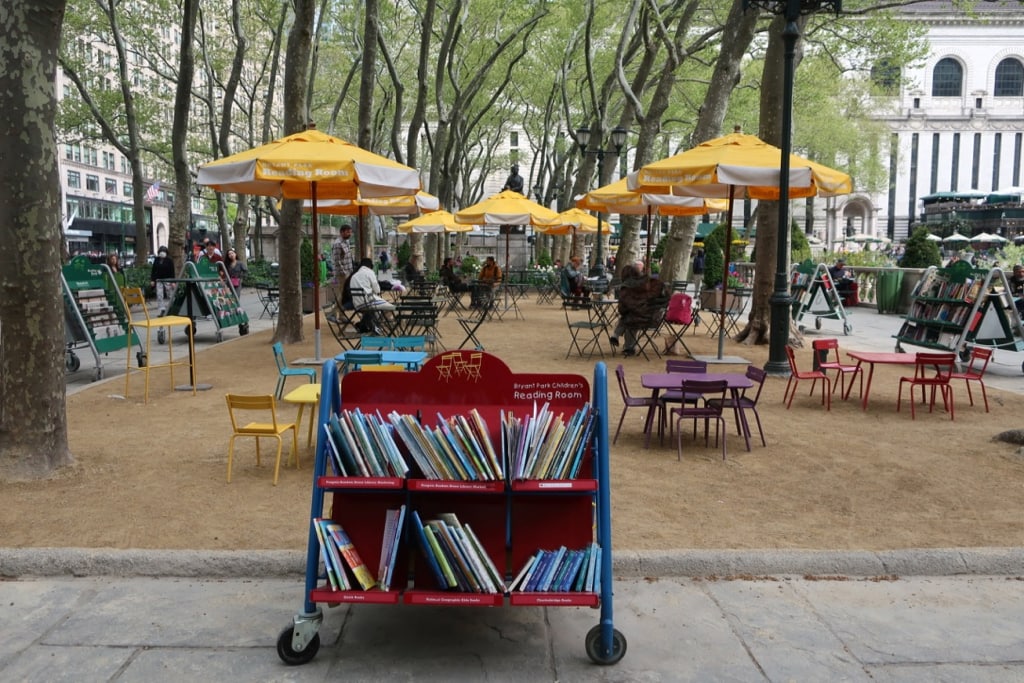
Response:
[225,394,298,486]
[121,287,195,403]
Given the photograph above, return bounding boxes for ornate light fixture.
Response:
[742,0,842,375]
[575,125,628,277]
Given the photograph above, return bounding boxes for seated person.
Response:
[1010,265,1024,315]
[403,257,424,285]
[828,258,856,301]
[471,256,503,308]
[350,258,396,333]
[440,256,471,292]
[610,264,669,356]
[559,256,590,298]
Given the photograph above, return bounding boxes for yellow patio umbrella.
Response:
[302,190,440,216]
[455,190,559,274]
[630,129,852,360]
[197,127,421,361]
[578,176,729,266]
[534,208,599,257]
[397,210,473,233]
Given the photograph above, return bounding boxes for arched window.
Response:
[870,59,900,95]
[932,58,963,97]
[994,58,1024,97]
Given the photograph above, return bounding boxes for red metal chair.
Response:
[811,338,863,400]
[897,352,956,420]
[783,345,831,410]
[613,364,658,444]
[949,346,992,412]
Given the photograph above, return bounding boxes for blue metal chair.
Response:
[359,336,393,350]
[340,350,384,374]
[272,342,316,400]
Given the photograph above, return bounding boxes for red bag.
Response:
[665,292,693,325]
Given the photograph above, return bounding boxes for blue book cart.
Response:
[276,350,625,666]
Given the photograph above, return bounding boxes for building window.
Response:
[995,58,1024,97]
[870,59,900,95]
[123,182,133,197]
[932,58,963,97]
[86,174,99,192]
[105,178,117,194]
[67,170,81,189]
[510,131,519,147]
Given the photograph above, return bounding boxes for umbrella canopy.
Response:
[943,231,970,243]
[847,233,883,243]
[397,210,472,233]
[630,130,853,360]
[577,176,728,216]
[629,132,853,200]
[454,190,559,226]
[303,191,439,216]
[925,233,943,242]
[197,128,420,200]
[534,208,600,234]
[196,127,421,361]
[970,232,1006,243]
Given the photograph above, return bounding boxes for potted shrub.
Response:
[300,237,326,313]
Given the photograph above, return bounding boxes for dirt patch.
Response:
[5,300,1024,552]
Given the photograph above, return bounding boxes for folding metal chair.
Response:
[898,352,956,420]
[563,300,605,359]
[672,379,729,460]
[457,295,493,350]
[631,305,668,361]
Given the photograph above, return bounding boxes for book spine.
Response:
[326,522,377,590]
[311,518,340,591]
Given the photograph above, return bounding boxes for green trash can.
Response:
[876,269,903,314]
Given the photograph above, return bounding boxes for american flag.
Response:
[145,181,160,203]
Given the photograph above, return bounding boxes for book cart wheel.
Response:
[276,625,320,665]
[815,317,823,330]
[239,322,249,336]
[136,351,147,368]
[65,351,81,372]
[215,329,224,342]
[585,624,627,665]
[93,367,103,382]
[843,321,853,336]
[157,328,166,345]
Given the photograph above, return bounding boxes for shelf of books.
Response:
[789,260,852,335]
[894,263,1024,368]
[61,256,138,381]
[277,350,626,666]
[165,261,249,342]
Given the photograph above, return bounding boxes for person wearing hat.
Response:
[150,246,177,315]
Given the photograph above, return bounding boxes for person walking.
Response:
[331,224,354,303]
[149,246,176,314]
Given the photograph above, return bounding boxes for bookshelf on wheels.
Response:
[164,260,249,343]
[276,350,626,666]
[61,256,140,381]
[790,260,852,335]
[894,262,1024,372]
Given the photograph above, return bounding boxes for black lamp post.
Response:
[532,183,544,264]
[743,0,841,375]
[575,125,628,277]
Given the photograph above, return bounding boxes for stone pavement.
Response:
[34,294,1024,681]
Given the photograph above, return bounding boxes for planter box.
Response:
[700,289,737,312]
[302,286,327,314]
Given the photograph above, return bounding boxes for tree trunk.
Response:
[275,0,316,344]
[0,0,74,480]
[170,0,199,270]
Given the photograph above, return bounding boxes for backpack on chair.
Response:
[666,292,693,325]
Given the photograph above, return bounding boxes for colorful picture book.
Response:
[410,510,506,593]
[377,505,406,592]
[508,543,601,593]
[502,402,595,480]
[312,517,376,591]
[387,409,502,481]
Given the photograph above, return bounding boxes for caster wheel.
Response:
[157,329,166,345]
[960,348,971,363]
[585,625,627,665]
[815,317,822,330]
[93,368,103,382]
[239,323,249,336]
[136,351,147,368]
[895,344,904,353]
[843,322,853,335]
[277,626,320,666]
[66,353,81,372]
[216,331,224,343]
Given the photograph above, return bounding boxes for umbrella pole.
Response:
[312,182,321,361]
[645,207,652,270]
[718,186,736,360]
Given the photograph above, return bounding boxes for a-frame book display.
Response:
[289,350,623,665]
